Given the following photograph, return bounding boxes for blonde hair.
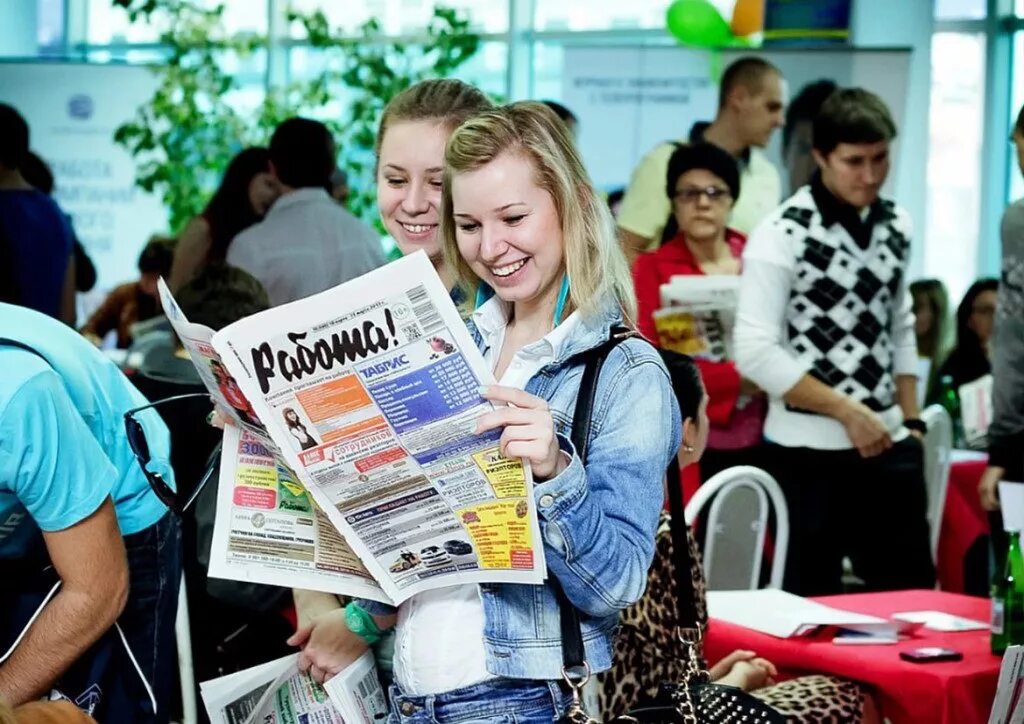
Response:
[375,79,493,160]
[441,101,636,323]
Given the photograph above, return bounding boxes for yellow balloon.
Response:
[731,0,764,37]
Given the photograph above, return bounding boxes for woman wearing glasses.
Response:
[632,142,765,481]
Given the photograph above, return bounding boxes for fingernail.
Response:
[478,385,490,395]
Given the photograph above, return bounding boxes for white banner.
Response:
[0,61,163,291]
[563,47,911,196]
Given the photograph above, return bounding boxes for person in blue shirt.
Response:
[0,105,76,324]
[0,303,180,722]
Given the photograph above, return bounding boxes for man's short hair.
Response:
[813,87,897,156]
[0,104,30,170]
[783,79,838,151]
[138,236,176,277]
[718,57,780,110]
[1015,102,1024,137]
[175,263,270,332]
[269,117,336,189]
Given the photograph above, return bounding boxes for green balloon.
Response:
[665,0,734,48]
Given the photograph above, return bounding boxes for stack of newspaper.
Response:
[160,251,549,713]
[654,275,738,362]
[200,651,385,724]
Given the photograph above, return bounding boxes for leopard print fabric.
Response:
[598,511,865,723]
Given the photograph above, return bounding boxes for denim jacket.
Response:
[361,301,681,680]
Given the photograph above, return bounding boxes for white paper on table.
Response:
[950,449,989,463]
[323,650,389,723]
[706,589,895,639]
[891,610,989,632]
[1000,482,1024,533]
[960,374,994,446]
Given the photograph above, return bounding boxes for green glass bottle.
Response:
[939,375,966,448]
[993,531,1024,654]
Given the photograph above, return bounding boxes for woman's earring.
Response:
[682,443,696,454]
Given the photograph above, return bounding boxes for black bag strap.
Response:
[557,326,633,675]
[664,455,700,628]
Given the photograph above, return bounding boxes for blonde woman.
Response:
[289,79,493,680]
[294,102,682,722]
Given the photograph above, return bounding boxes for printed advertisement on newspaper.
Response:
[655,274,739,362]
[170,251,545,604]
[210,425,384,601]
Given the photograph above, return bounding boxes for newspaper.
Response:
[200,653,385,724]
[959,374,993,448]
[323,651,389,722]
[209,424,384,601]
[159,251,546,605]
[655,275,738,362]
[199,656,291,724]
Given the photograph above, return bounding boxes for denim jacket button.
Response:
[539,494,555,508]
[399,701,416,716]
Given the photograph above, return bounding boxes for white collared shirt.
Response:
[393,297,581,696]
[226,188,385,306]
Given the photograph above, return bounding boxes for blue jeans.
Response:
[119,513,182,723]
[387,678,572,724]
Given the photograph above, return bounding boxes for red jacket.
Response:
[632,230,746,429]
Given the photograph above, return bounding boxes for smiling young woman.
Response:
[288,79,495,693]
[292,102,684,723]
[374,79,493,291]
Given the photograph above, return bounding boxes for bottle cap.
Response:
[999,481,1024,533]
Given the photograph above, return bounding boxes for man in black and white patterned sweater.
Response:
[735,88,935,596]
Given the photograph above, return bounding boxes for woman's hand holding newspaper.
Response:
[289,609,369,685]
[475,385,568,481]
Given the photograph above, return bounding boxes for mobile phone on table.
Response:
[899,647,963,663]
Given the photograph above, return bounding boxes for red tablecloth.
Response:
[704,590,999,724]
[938,458,991,592]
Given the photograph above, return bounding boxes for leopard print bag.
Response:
[600,454,785,724]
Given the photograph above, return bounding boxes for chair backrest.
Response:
[683,465,789,590]
[920,404,954,562]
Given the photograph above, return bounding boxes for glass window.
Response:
[934,0,986,19]
[451,40,507,97]
[210,0,268,35]
[287,0,507,36]
[289,39,506,101]
[925,32,986,302]
[1009,32,1024,203]
[87,0,267,44]
[531,43,565,101]
[37,0,64,48]
[86,2,163,43]
[533,0,673,31]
